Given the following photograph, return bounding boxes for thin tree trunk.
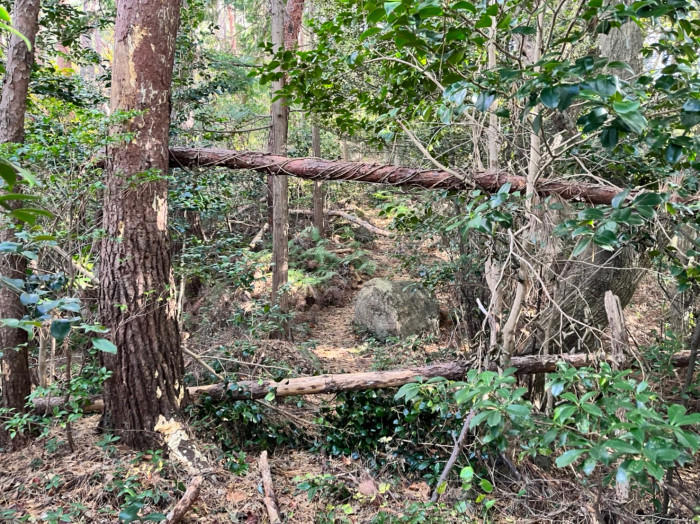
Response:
[0,0,41,450]
[311,125,325,236]
[268,0,289,317]
[268,0,305,326]
[99,0,185,450]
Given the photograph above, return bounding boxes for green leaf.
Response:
[460,466,474,482]
[469,411,490,429]
[579,208,604,220]
[617,110,647,134]
[581,403,603,417]
[555,449,586,468]
[677,413,700,426]
[0,22,31,50]
[451,1,476,12]
[384,1,401,15]
[553,404,577,422]
[667,404,686,424]
[38,300,61,315]
[479,478,493,493]
[550,381,565,397]
[19,293,39,306]
[645,460,665,481]
[487,411,502,427]
[118,503,142,522]
[681,99,700,127]
[0,158,17,189]
[611,189,629,209]
[612,100,640,114]
[654,448,681,463]
[511,25,535,35]
[557,84,580,110]
[591,75,618,97]
[674,429,699,451]
[582,457,597,475]
[142,513,167,522]
[571,237,591,257]
[50,319,72,341]
[665,143,682,164]
[632,192,662,207]
[0,6,10,22]
[605,439,639,454]
[593,229,617,250]
[475,92,496,112]
[578,106,608,133]
[475,13,492,29]
[600,127,618,148]
[367,8,385,23]
[92,338,117,354]
[540,87,560,108]
[505,404,530,418]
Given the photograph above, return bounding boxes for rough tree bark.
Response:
[537,10,647,354]
[268,0,290,315]
[0,0,41,450]
[99,0,186,449]
[311,125,325,236]
[168,147,622,205]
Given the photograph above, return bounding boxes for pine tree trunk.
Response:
[0,0,41,450]
[99,0,185,450]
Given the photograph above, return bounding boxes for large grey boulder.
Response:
[353,278,439,339]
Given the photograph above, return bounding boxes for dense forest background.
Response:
[0,0,699,521]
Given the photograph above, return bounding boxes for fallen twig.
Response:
[259,451,281,524]
[431,408,475,502]
[165,475,203,523]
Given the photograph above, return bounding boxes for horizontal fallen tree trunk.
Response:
[33,351,690,412]
[169,147,621,205]
[289,208,392,237]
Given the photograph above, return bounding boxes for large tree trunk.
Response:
[541,246,644,353]
[99,0,185,450]
[168,147,621,205]
[538,10,647,354]
[0,0,41,450]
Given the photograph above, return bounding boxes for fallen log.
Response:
[32,351,690,412]
[169,147,621,205]
[289,208,392,237]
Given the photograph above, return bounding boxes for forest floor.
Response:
[1,203,698,523]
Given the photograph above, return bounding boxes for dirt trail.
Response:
[304,213,412,373]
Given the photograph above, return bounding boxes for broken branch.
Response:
[259,451,281,524]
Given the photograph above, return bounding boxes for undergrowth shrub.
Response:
[187,395,307,451]
[315,388,464,482]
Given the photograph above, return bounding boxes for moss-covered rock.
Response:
[353,278,439,339]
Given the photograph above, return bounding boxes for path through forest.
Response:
[304,212,411,373]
